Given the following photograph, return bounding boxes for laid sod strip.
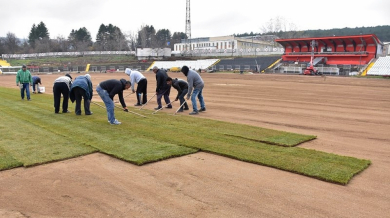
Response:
[0,147,23,171]
[0,88,198,166]
[0,87,371,184]
[0,107,97,167]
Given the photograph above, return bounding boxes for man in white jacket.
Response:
[125,68,148,106]
[53,74,73,113]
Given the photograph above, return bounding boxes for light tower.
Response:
[185,0,191,53]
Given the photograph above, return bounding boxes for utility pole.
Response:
[185,0,191,55]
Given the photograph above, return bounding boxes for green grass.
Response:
[0,87,371,184]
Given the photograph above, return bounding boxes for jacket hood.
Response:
[181,66,189,76]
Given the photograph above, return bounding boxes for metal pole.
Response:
[152,100,176,114]
[113,104,147,118]
[139,93,156,110]
[174,101,188,115]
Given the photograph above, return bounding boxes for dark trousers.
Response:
[157,86,171,108]
[73,87,91,115]
[178,89,189,110]
[53,82,70,113]
[136,79,148,104]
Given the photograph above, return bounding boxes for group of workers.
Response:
[15,65,206,125]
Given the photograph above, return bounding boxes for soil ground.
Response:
[0,72,389,217]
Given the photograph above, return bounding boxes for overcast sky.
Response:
[1,0,389,41]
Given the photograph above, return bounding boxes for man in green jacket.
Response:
[16,65,32,101]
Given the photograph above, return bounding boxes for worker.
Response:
[124,68,148,106]
[70,74,93,115]
[53,74,73,113]
[152,66,171,110]
[16,65,32,100]
[181,65,206,115]
[166,77,189,112]
[96,79,131,125]
[31,75,42,94]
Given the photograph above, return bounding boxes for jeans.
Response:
[32,83,40,92]
[20,83,30,100]
[191,87,205,112]
[96,85,115,123]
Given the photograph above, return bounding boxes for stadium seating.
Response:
[149,59,219,71]
[367,56,390,76]
[215,56,281,71]
[0,59,10,67]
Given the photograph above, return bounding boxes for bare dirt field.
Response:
[0,72,389,217]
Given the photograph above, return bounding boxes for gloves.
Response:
[123,107,129,112]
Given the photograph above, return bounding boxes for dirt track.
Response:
[0,72,389,217]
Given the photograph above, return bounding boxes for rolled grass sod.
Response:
[0,87,371,184]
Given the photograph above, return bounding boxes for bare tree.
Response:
[4,32,20,54]
[261,16,298,35]
[125,31,138,51]
[34,38,51,53]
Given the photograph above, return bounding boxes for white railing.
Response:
[2,51,135,59]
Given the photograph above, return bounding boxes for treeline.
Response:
[236,25,390,42]
[0,22,187,55]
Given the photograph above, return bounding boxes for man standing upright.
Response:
[70,74,93,115]
[181,65,206,115]
[53,74,73,114]
[125,68,147,106]
[16,65,32,100]
[152,66,171,110]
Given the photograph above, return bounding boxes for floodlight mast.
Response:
[185,0,191,54]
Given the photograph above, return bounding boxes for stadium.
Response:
[0,2,389,218]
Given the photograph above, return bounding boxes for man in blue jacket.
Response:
[70,74,93,115]
[31,75,42,94]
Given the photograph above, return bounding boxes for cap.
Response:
[85,74,91,80]
[22,65,26,68]
[65,73,72,80]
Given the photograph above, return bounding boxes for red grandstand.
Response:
[275,34,384,75]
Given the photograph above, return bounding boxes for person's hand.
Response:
[16,83,19,86]
[175,98,178,101]
[155,92,158,95]
[132,90,135,93]
[186,96,190,100]
[123,107,129,112]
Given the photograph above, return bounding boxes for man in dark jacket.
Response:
[53,74,73,113]
[96,79,131,125]
[166,77,189,112]
[152,66,171,110]
[70,74,93,115]
[31,76,42,94]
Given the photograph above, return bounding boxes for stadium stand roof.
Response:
[275,34,384,65]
